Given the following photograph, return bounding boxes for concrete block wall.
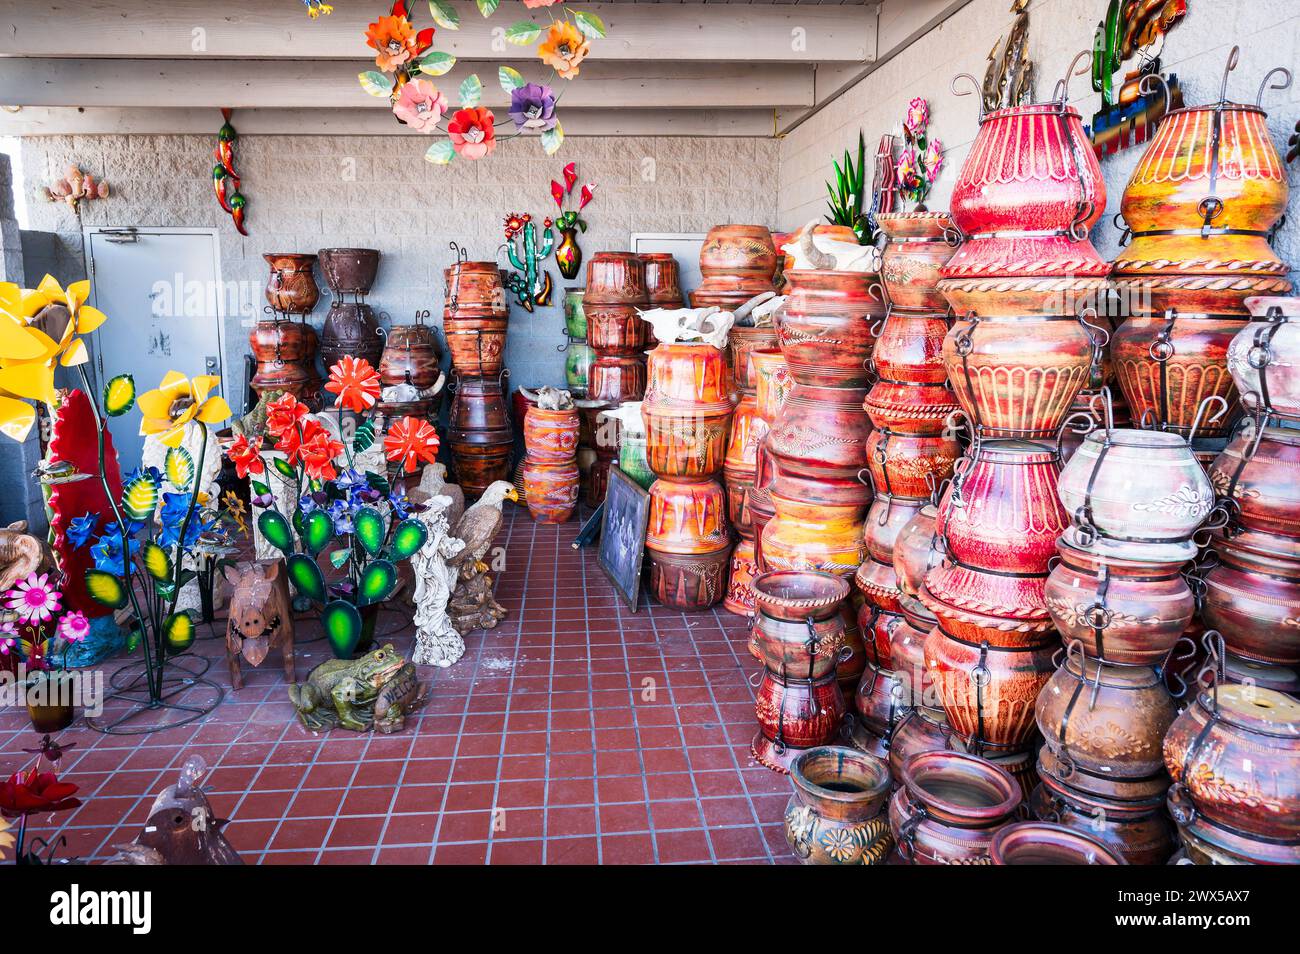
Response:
[19,134,780,415]
[778,0,1300,286]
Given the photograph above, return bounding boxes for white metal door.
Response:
[83,228,225,468]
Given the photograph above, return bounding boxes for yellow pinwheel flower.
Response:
[138,371,232,448]
[0,275,108,441]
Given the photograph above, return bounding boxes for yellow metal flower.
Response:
[0,275,108,441]
[138,371,232,448]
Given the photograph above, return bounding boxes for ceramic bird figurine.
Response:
[448,481,518,635]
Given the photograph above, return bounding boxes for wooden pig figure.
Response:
[224,559,295,690]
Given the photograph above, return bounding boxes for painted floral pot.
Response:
[751,569,850,623]
[862,493,926,566]
[750,610,847,681]
[991,822,1126,865]
[854,557,904,616]
[1113,102,1290,297]
[889,750,1021,865]
[852,661,908,742]
[762,495,867,578]
[1200,538,1300,665]
[1058,428,1214,563]
[1164,685,1300,865]
[645,339,731,404]
[943,315,1095,439]
[584,252,648,305]
[564,341,595,394]
[641,253,685,309]
[887,706,952,784]
[1227,297,1300,421]
[263,252,319,314]
[863,428,960,500]
[1044,542,1194,666]
[443,260,507,319]
[892,504,943,602]
[1208,424,1300,540]
[555,227,582,281]
[320,301,383,371]
[1111,313,1246,437]
[1030,782,1175,866]
[766,383,873,481]
[694,225,778,309]
[778,270,884,387]
[751,348,794,423]
[588,356,647,404]
[319,247,380,295]
[925,626,1056,753]
[647,546,732,612]
[522,459,579,524]
[563,288,587,338]
[380,324,442,391]
[1036,651,1176,799]
[863,381,961,437]
[752,670,846,773]
[523,406,580,463]
[587,303,648,356]
[725,536,758,617]
[877,211,960,312]
[784,746,894,865]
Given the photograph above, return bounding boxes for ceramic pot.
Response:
[1058,388,1133,463]
[522,459,579,524]
[263,252,319,314]
[589,356,647,404]
[854,557,904,616]
[556,227,582,281]
[584,252,648,305]
[762,495,867,578]
[863,428,960,500]
[1227,297,1300,421]
[1220,651,1300,696]
[1044,542,1194,665]
[890,608,938,707]
[523,407,580,462]
[449,375,510,435]
[887,706,952,783]
[642,408,732,481]
[889,750,1021,865]
[991,822,1126,865]
[1208,423,1300,540]
[776,225,857,290]
[925,626,1056,754]
[1030,782,1175,865]
[852,661,908,741]
[921,572,1057,648]
[443,261,508,319]
[752,670,846,773]
[784,747,894,865]
[725,536,758,616]
[942,314,1095,439]
[778,270,884,387]
[877,211,960,312]
[1111,313,1246,437]
[448,436,512,498]
[723,393,765,531]
[729,326,780,394]
[863,380,961,436]
[445,328,506,377]
[862,493,926,566]
[564,341,594,394]
[641,253,685,309]
[766,383,873,481]
[856,605,901,671]
[751,348,794,423]
[750,610,847,681]
[563,288,587,338]
[319,247,380,295]
[646,477,729,554]
[1200,537,1300,665]
[618,433,655,491]
[380,324,442,390]
[1059,428,1214,563]
[647,545,732,612]
[320,302,383,370]
[587,303,648,356]
[751,569,850,623]
[1036,649,1177,798]
[248,319,318,402]
[25,673,75,733]
[893,504,943,602]
[694,225,778,309]
[1164,684,1300,865]
[871,309,953,386]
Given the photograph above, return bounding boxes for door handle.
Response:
[205,355,219,373]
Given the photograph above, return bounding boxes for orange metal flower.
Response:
[366,13,419,71]
[324,356,382,412]
[265,393,309,439]
[226,433,264,479]
[384,415,440,473]
[299,419,344,481]
[538,21,590,80]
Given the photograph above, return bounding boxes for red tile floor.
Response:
[0,504,797,865]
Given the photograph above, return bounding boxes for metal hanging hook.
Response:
[1256,66,1293,107]
[1052,50,1093,105]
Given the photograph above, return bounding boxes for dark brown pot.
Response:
[1030,781,1175,865]
[448,436,512,499]
[319,247,380,295]
[991,822,1126,864]
[444,261,508,319]
[752,669,846,773]
[263,252,319,314]
[889,751,1021,864]
[646,537,732,612]
[380,324,442,390]
[248,319,318,401]
[779,270,884,387]
[320,302,383,370]
[449,375,511,436]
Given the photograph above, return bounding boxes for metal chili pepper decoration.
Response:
[213,108,248,235]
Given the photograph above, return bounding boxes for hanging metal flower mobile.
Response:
[357,1,608,165]
[894,97,944,210]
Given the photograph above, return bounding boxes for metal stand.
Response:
[89,654,225,735]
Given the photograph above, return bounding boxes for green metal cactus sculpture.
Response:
[501,213,554,313]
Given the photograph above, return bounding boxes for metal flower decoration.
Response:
[357,0,608,165]
[895,97,944,210]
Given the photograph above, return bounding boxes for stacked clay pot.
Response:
[642,330,734,610]
[748,348,794,573]
[749,571,852,773]
[561,289,593,397]
[522,399,580,524]
[319,248,384,371]
[447,374,512,499]
[889,751,1021,864]
[783,746,894,865]
[1110,49,1292,454]
[253,252,322,406]
[641,252,685,348]
[690,225,778,313]
[723,336,778,615]
[378,318,444,424]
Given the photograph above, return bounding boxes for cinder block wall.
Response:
[778,0,1300,284]
[20,135,780,414]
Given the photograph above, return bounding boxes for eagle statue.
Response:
[448,480,518,635]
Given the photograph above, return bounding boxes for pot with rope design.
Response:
[863,428,961,501]
[877,211,961,312]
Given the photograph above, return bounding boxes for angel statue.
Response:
[410,493,467,667]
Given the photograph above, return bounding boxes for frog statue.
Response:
[287,644,426,733]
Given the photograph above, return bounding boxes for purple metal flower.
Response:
[509,83,558,132]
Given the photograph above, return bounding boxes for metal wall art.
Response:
[1088,0,1188,155]
[212,108,248,235]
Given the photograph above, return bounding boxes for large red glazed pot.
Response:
[863,428,960,500]
[694,225,778,310]
[522,459,579,524]
[766,384,873,481]
[1228,297,1300,421]
[1200,534,1300,665]
[925,626,1056,754]
[645,477,731,610]
[865,307,959,435]
[1164,684,1300,864]
[263,252,319,314]
[752,670,845,773]
[943,314,1096,439]
[586,252,649,305]
[586,305,648,356]
[642,341,732,480]
[877,211,960,313]
[889,751,1021,865]
[1208,423,1300,540]
[778,270,884,387]
[523,406,580,462]
[854,558,903,616]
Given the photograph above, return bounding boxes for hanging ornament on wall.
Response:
[44,164,109,213]
[500,213,554,313]
[212,108,248,236]
[357,1,608,166]
[982,0,1034,110]
[893,98,945,211]
[550,162,596,281]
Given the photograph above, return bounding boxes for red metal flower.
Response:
[0,768,81,818]
[563,161,577,194]
[384,416,440,473]
[265,393,309,439]
[324,356,382,413]
[225,433,265,479]
[298,420,344,481]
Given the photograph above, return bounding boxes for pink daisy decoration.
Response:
[6,573,62,623]
[0,637,14,655]
[58,611,90,644]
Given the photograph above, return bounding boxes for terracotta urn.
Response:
[877,211,960,313]
[1227,297,1300,422]
[380,324,442,391]
[641,253,685,309]
[645,477,731,611]
[723,393,765,531]
[752,670,846,773]
[248,319,318,403]
[750,610,847,682]
[854,557,904,616]
[729,326,780,394]
[642,340,733,480]
[522,459,579,524]
[263,252,319,314]
[585,252,649,305]
[1208,423,1300,540]
[751,348,793,422]
[1030,781,1175,866]
[870,309,953,386]
[587,303,648,356]
[1200,535,1300,665]
[694,225,778,310]
[762,495,867,578]
[319,247,380,295]
[887,706,952,784]
[851,661,908,747]
[725,537,758,617]
[892,504,944,602]
[523,406,580,463]
[778,270,884,387]
[766,383,873,481]
[889,751,1021,865]
[589,356,647,404]
[991,822,1126,865]
[862,493,926,566]
[751,569,850,623]
[444,260,508,320]
[863,428,960,500]
[784,747,894,865]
